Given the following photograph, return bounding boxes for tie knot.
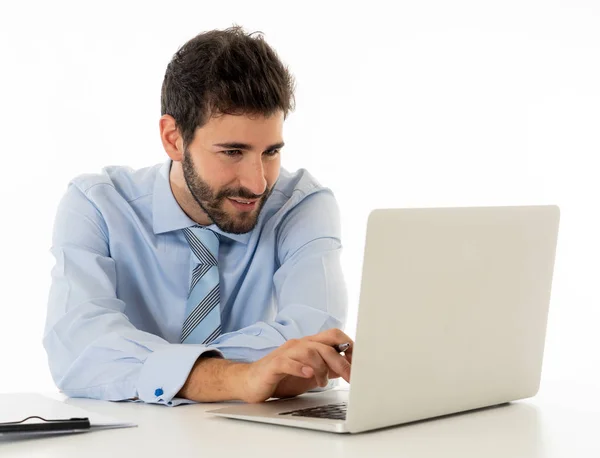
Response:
[183,225,219,266]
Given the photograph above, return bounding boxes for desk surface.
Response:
[1,382,599,458]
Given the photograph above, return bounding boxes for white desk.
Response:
[1,382,598,458]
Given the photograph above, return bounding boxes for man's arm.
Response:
[43,183,223,406]
[180,188,350,399]
[198,188,348,363]
[178,328,353,403]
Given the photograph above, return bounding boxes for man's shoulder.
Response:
[272,167,328,202]
[68,162,163,204]
[262,168,340,254]
[261,167,337,230]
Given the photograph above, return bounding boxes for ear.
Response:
[159,115,184,162]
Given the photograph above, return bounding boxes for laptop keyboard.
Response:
[279,402,347,420]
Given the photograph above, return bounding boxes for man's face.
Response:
[181,111,284,234]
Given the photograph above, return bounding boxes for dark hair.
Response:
[161,26,296,148]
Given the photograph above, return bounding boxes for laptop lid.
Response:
[346,205,560,433]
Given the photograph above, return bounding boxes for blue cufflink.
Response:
[155,388,164,397]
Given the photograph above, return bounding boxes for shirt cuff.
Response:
[136,343,223,406]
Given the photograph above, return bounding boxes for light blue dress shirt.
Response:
[43,160,347,406]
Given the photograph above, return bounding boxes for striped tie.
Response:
[180,225,222,345]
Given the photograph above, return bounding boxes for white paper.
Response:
[0,393,136,439]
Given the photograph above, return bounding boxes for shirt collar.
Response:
[152,159,251,245]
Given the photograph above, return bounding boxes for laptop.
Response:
[208,205,561,433]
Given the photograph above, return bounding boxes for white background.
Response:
[0,0,598,406]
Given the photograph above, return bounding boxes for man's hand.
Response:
[238,328,353,403]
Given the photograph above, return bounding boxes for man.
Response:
[43,26,352,406]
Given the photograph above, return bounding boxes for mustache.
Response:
[217,187,266,200]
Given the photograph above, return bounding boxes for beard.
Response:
[181,150,273,234]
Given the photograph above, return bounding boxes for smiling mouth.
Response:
[227,197,259,211]
[229,198,257,204]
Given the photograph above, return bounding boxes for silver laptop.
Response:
[208,205,561,433]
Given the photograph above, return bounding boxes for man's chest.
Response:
[108,230,279,341]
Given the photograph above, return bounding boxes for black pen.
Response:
[0,416,91,434]
[333,342,351,353]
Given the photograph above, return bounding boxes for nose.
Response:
[238,155,267,196]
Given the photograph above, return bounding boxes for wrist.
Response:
[225,361,251,401]
[178,356,250,402]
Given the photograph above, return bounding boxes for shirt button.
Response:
[155,388,164,397]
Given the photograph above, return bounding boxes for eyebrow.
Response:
[213,141,285,151]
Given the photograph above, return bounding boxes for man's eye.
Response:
[223,150,242,157]
[264,149,281,156]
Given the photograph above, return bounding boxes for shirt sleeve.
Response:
[209,189,348,363]
[43,183,223,406]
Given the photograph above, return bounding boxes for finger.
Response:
[287,345,330,387]
[327,369,341,379]
[311,342,352,383]
[307,328,355,350]
[343,346,353,364]
[305,329,354,373]
[270,355,315,379]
